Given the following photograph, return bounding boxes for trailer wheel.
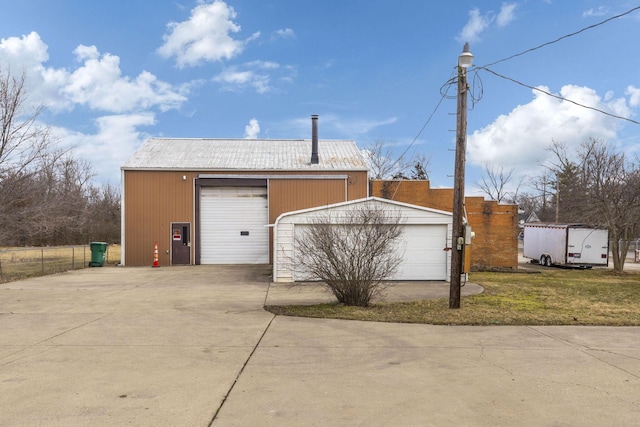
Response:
[544,256,553,267]
[540,255,547,266]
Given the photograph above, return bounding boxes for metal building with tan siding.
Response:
[120,119,369,266]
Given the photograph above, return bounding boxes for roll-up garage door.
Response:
[293,223,447,281]
[200,186,269,264]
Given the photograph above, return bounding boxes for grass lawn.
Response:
[266,269,640,326]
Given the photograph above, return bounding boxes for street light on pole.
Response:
[450,42,473,309]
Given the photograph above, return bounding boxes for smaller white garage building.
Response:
[272,197,453,282]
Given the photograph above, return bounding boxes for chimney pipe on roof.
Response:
[311,114,319,164]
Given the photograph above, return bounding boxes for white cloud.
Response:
[283,114,398,139]
[467,85,630,180]
[457,3,517,43]
[0,34,187,114]
[626,85,640,107]
[244,118,260,139]
[583,6,609,18]
[497,3,517,27]
[62,45,188,113]
[275,28,295,39]
[0,31,189,183]
[213,61,294,94]
[55,113,156,184]
[331,116,399,135]
[246,60,279,70]
[157,0,259,68]
[0,32,49,66]
[214,67,270,93]
[458,8,492,43]
[0,32,62,110]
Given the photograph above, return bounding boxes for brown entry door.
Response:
[171,222,191,265]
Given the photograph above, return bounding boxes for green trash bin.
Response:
[89,242,108,267]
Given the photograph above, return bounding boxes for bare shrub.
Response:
[294,204,404,307]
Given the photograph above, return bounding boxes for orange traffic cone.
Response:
[152,242,160,267]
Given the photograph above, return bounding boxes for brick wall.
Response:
[371,180,518,270]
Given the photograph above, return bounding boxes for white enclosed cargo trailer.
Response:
[523,223,609,268]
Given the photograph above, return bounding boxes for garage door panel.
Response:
[397,225,448,280]
[201,187,269,264]
[292,223,447,281]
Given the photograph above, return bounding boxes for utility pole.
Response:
[555,179,559,222]
[450,43,473,309]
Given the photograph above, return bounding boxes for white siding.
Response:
[201,187,269,264]
[273,198,452,282]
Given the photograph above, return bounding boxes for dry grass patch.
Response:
[266,269,640,326]
[0,245,121,282]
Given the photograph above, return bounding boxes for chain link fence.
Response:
[0,245,120,283]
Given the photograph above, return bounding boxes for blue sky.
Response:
[1,1,639,195]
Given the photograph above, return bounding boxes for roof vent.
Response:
[311,114,319,164]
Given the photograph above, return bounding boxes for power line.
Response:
[478,66,640,126]
[376,71,455,180]
[396,77,452,163]
[392,5,640,186]
[470,6,640,126]
[384,74,455,201]
[389,68,481,200]
[481,5,640,68]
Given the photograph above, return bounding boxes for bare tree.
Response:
[546,138,640,271]
[578,139,640,271]
[0,152,94,245]
[364,140,411,180]
[294,204,404,307]
[0,69,50,177]
[83,183,121,243]
[514,191,539,220]
[0,68,58,245]
[0,67,121,246]
[364,140,431,184]
[530,169,556,222]
[409,154,430,180]
[543,140,587,223]
[476,163,522,203]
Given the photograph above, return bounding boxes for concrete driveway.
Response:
[1,266,639,426]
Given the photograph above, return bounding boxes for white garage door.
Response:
[396,224,448,280]
[293,223,447,281]
[200,187,269,264]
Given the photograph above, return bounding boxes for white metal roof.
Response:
[121,138,368,171]
[273,197,453,226]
